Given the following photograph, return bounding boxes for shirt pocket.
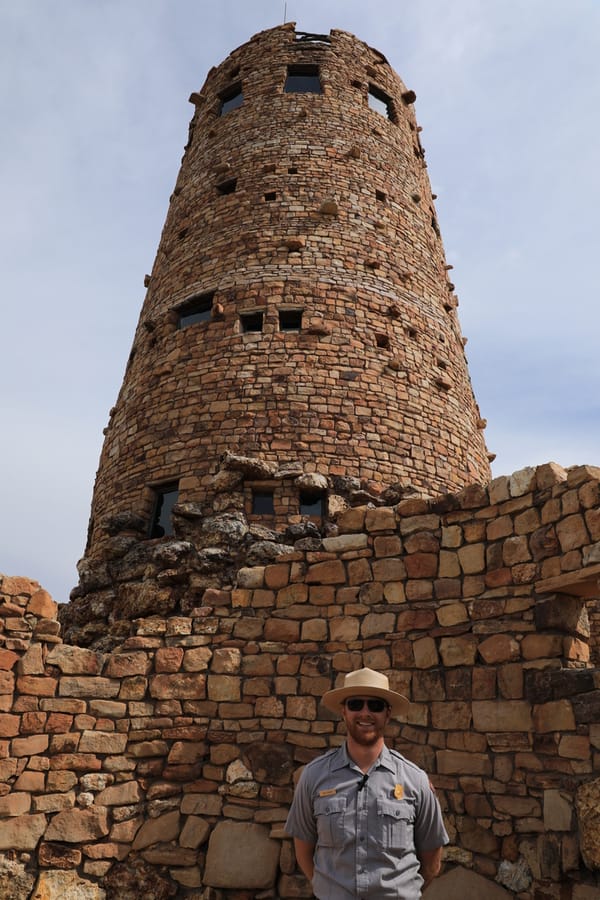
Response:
[314,795,347,848]
[376,798,415,851]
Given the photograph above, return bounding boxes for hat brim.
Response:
[321,685,409,718]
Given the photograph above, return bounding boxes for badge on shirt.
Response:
[394,784,404,800]
[319,788,337,797]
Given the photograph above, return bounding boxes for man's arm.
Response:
[417,846,443,890]
[293,837,315,882]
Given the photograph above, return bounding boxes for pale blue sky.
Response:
[1,0,599,603]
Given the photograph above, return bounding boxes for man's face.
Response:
[341,696,391,747]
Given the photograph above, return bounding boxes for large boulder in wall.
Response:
[425,866,512,900]
[203,821,280,889]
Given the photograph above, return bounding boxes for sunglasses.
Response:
[345,697,388,713]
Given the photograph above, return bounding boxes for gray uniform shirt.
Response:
[285,743,448,900]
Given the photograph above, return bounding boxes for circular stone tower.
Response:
[76,24,491,613]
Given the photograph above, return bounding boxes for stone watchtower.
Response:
[67,23,491,644]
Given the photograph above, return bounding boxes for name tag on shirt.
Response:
[319,788,337,797]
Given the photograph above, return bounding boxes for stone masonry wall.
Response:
[2,461,600,898]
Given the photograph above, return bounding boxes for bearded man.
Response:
[284,668,448,899]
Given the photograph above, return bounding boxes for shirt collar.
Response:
[332,742,396,774]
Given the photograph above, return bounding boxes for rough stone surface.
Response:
[0,854,36,900]
[204,822,280,889]
[576,777,600,870]
[424,866,512,900]
[31,870,106,899]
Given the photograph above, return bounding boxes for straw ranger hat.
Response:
[321,668,409,718]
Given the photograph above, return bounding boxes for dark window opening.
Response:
[178,227,188,240]
[219,84,243,115]
[150,483,179,538]
[264,191,277,201]
[240,311,264,333]
[375,333,390,349]
[368,85,394,121]
[279,309,303,332]
[300,490,325,518]
[252,489,274,515]
[217,178,237,195]
[294,32,331,44]
[177,292,214,329]
[285,64,322,94]
[376,190,387,203]
[288,166,298,174]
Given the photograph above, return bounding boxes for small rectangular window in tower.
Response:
[284,65,322,94]
[240,311,264,333]
[177,292,214,329]
[368,85,394,121]
[300,490,325,519]
[252,489,274,516]
[264,191,277,202]
[217,178,237,195]
[279,309,303,332]
[150,482,179,538]
[219,83,243,115]
[376,190,387,203]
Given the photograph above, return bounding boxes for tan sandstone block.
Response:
[472,701,532,732]
[79,731,128,754]
[105,652,150,677]
[521,634,563,660]
[155,647,184,672]
[458,543,485,574]
[204,821,280,889]
[150,673,206,699]
[558,735,590,759]
[478,634,520,664]
[436,603,467,626]
[436,750,492,776]
[533,700,575,733]
[413,637,439,669]
[95,781,142,807]
[132,809,180,850]
[0,813,47,850]
[11,734,49,757]
[45,807,109,843]
[330,617,360,642]
[45,645,104,674]
[182,647,213,671]
[207,675,241,702]
[556,514,589,552]
[305,560,346,584]
[0,792,31,816]
[439,637,478,667]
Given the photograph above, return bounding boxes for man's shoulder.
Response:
[386,748,429,783]
[302,746,341,773]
